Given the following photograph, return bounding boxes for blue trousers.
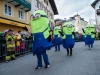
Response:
[55,44,60,51]
[36,50,50,67]
[88,44,93,48]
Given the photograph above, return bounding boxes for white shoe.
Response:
[45,65,50,69]
[35,66,42,70]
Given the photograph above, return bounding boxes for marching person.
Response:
[53,19,62,51]
[82,28,87,46]
[83,24,96,50]
[62,22,75,56]
[22,10,52,70]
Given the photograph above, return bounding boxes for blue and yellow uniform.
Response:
[29,10,52,69]
[82,29,87,45]
[53,26,62,51]
[85,24,95,49]
[62,22,75,56]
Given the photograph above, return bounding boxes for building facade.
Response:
[0,0,32,33]
[31,0,58,28]
[91,0,100,32]
[67,14,88,33]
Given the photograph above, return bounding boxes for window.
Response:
[37,3,40,9]
[39,3,41,9]
[18,9,24,20]
[35,0,37,7]
[4,3,13,16]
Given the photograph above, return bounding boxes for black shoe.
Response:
[67,54,69,56]
[11,57,16,60]
[35,66,42,70]
[70,54,72,56]
[5,60,9,63]
[55,50,57,51]
[45,65,50,69]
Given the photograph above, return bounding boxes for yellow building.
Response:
[0,0,31,33]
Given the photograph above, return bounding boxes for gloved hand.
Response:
[91,32,96,34]
[22,26,28,31]
[47,35,51,42]
[8,38,12,41]
[82,28,84,30]
[59,31,64,36]
[72,32,75,36]
[47,29,53,42]
[82,29,85,33]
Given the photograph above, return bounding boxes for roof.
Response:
[49,0,58,15]
[67,14,88,23]
[91,0,99,8]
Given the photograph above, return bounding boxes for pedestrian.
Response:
[5,29,16,63]
[53,19,62,51]
[62,22,75,56]
[22,10,52,70]
[84,24,96,50]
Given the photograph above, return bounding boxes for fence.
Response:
[0,40,33,61]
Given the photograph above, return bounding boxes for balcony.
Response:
[5,0,31,12]
[97,9,100,15]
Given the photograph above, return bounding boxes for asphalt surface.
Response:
[0,41,100,75]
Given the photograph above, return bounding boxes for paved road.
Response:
[0,41,100,75]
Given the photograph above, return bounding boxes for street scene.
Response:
[0,0,100,75]
[0,41,100,75]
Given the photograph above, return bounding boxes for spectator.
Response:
[0,32,6,60]
[20,34,26,53]
[15,34,21,53]
[18,31,22,39]
[5,29,16,63]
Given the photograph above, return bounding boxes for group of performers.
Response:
[22,10,96,70]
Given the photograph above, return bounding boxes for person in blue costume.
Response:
[83,24,96,50]
[82,28,87,46]
[53,19,62,51]
[62,22,75,56]
[22,10,52,70]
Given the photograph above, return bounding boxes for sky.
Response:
[54,0,95,22]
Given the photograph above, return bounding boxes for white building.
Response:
[31,0,58,28]
[91,0,100,32]
[67,14,88,33]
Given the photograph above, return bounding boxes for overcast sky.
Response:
[54,0,95,22]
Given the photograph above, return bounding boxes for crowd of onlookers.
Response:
[0,29,33,62]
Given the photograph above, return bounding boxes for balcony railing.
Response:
[5,0,31,12]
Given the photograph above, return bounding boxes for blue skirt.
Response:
[54,35,62,45]
[32,33,52,55]
[62,35,75,49]
[85,35,94,45]
[82,35,86,42]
